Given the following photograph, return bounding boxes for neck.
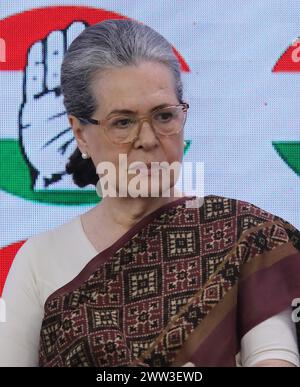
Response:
[98,187,185,231]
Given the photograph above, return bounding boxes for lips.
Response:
[128,161,166,175]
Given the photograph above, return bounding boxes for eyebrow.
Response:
[107,103,173,116]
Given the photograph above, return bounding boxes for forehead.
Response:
[91,61,177,113]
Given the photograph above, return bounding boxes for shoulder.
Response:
[4,216,84,303]
[201,194,300,247]
[202,194,294,226]
[202,194,279,221]
[15,215,81,264]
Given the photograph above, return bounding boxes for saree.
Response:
[38,195,300,367]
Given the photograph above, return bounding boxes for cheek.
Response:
[89,138,130,177]
[87,133,114,165]
[161,135,184,164]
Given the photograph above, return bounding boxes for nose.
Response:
[133,119,159,150]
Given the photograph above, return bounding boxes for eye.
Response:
[155,111,174,122]
[111,118,135,129]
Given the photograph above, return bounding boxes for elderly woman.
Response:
[1,19,300,367]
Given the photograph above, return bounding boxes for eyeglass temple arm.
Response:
[78,117,100,125]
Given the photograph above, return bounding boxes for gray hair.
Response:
[61,19,184,119]
[63,19,185,188]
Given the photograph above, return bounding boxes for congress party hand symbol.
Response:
[19,22,87,190]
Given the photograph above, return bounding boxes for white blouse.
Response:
[0,215,299,367]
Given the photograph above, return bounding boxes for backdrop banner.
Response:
[0,0,299,293]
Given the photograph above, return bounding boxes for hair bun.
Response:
[66,147,98,187]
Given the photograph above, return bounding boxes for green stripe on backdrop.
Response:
[272,142,300,177]
[0,139,191,205]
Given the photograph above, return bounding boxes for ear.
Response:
[68,114,88,151]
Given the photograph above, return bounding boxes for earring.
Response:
[183,141,187,147]
[81,152,90,159]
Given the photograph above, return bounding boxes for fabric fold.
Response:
[38,195,300,367]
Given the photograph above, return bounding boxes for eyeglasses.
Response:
[77,103,189,144]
